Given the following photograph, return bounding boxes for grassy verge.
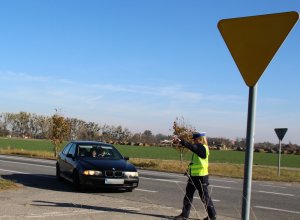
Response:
[130,158,300,183]
[0,178,19,191]
[0,148,54,159]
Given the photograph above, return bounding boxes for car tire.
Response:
[126,188,133,192]
[73,171,82,191]
[56,163,62,181]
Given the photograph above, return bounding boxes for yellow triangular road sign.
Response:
[218,11,299,87]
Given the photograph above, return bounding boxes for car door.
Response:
[64,143,77,180]
[58,143,73,177]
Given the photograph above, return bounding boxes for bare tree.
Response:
[100,125,131,143]
[36,115,51,139]
[67,118,86,140]
[130,133,142,144]
[0,114,9,137]
[141,130,155,145]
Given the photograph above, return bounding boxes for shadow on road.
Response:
[31,200,174,219]
[2,173,73,192]
[1,173,130,194]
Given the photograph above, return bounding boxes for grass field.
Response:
[0,137,299,168]
[0,138,54,152]
[115,145,300,168]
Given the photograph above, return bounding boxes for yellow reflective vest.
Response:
[189,144,209,176]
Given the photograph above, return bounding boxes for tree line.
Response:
[0,111,170,145]
[0,111,299,154]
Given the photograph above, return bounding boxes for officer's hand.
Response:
[172,135,181,144]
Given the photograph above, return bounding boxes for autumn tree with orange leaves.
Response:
[172,117,196,163]
[51,113,70,157]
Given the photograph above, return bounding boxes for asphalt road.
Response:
[0,154,299,220]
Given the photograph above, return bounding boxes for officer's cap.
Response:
[192,132,206,139]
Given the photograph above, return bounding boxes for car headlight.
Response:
[124,171,139,178]
[83,170,102,176]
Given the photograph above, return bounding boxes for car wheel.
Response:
[126,188,133,192]
[56,164,62,181]
[73,171,82,191]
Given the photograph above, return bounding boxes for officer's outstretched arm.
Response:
[180,140,206,158]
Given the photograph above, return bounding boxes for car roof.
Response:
[70,140,113,147]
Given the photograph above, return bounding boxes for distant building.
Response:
[160,140,173,146]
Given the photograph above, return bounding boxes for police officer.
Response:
[173,132,217,220]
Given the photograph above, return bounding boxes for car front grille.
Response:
[105,170,123,177]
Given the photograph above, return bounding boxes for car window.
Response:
[78,145,89,157]
[62,143,72,155]
[101,146,122,159]
[77,144,123,159]
[77,145,94,157]
[68,143,76,157]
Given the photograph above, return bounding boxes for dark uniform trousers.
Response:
[181,175,216,219]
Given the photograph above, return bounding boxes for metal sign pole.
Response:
[241,85,257,220]
[278,139,282,176]
[274,128,288,176]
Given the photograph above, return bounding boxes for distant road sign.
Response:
[275,128,288,141]
[218,11,299,87]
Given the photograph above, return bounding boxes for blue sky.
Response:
[0,1,299,144]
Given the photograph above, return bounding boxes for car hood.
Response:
[78,158,137,172]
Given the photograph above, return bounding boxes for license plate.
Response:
[105,178,124,184]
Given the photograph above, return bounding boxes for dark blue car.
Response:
[56,141,139,191]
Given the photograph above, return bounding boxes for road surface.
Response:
[0,154,299,220]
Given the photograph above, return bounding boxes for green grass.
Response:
[0,137,299,168]
[0,138,54,151]
[115,144,187,160]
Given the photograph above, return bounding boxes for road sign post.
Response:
[274,128,288,176]
[278,139,282,176]
[218,11,299,220]
[242,85,257,219]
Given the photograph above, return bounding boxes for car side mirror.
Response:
[67,153,74,159]
[124,156,129,160]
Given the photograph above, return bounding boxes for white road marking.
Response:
[139,170,238,184]
[0,159,54,168]
[255,206,300,214]
[0,168,29,174]
[24,209,105,218]
[140,177,232,189]
[212,199,220,202]
[135,188,157,193]
[259,184,286,189]
[0,154,55,164]
[138,170,182,177]
[210,185,232,189]
[210,179,238,184]
[139,176,181,184]
[258,190,294,197]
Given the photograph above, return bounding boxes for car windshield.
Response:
[77,144,123,160]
